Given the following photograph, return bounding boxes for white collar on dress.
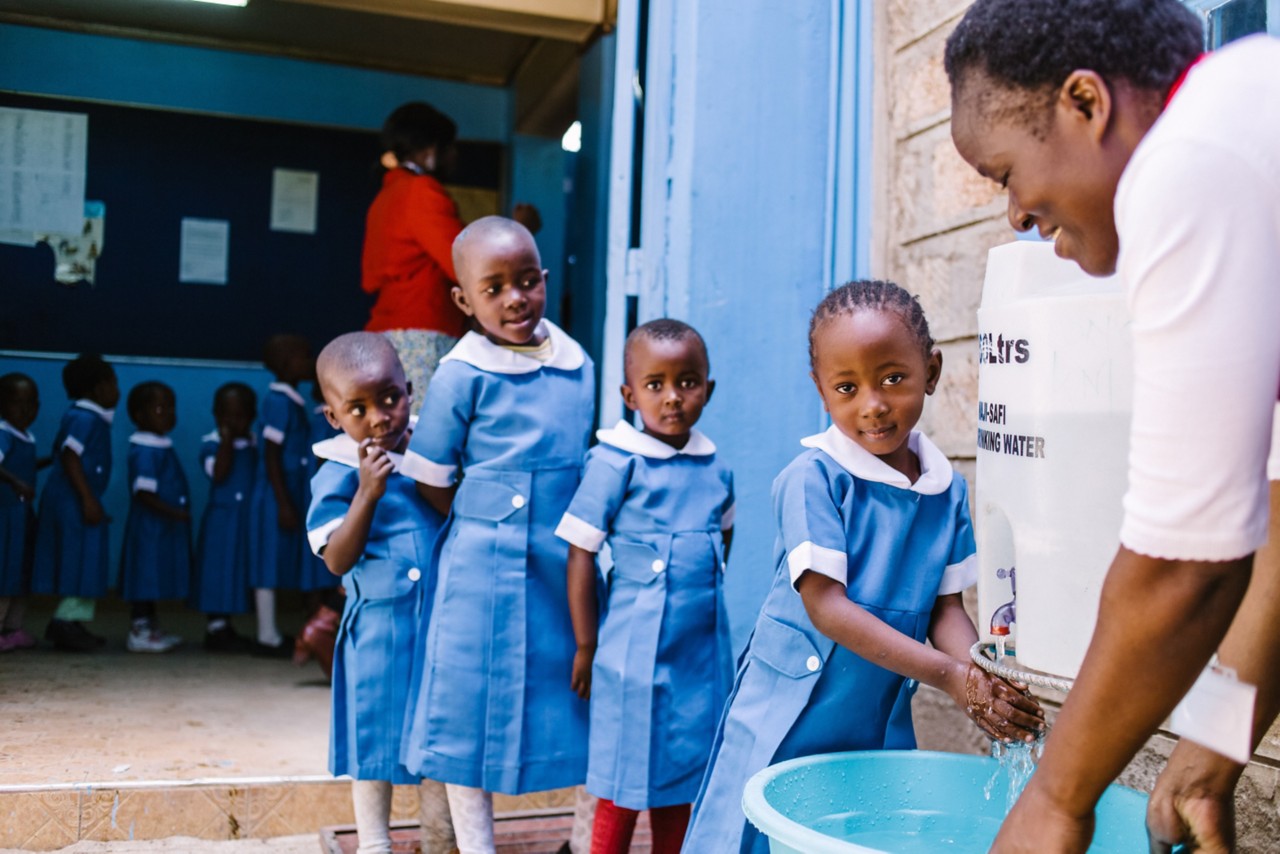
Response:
[74,399,115,425]
[129,431,173,449]
[311,432,407,472]
[0,420,34,444]
[440,319,585,374]
[268,381,307,408]
[800,424,952,495]
[596,419,716,459]
[201,429,255,450]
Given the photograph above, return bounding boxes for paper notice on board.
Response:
[270,168,318,234]
[180,218,229,285]
[0,107,88,236]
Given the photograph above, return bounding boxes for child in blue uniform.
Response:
[307,332,455,854]
[249,334,319,656]
[558,319,734,854]
[32,354,119,652]
[401,216,595,853]
[684,281,1046,854]
[0,373,46,652]
[191,382,258,653]
[120,381,191,653]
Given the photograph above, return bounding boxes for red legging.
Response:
[590,798,691,854]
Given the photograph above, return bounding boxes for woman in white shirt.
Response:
[945,1,1280,851]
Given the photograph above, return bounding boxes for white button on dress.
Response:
[806,655,821,672]
[408,567,422,582]
[651,559,665,573]
[511,494,526,509]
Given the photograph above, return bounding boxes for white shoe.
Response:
[127,627,181,653]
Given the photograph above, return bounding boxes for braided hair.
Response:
[945,0,1202,106]
[808,280,935,368]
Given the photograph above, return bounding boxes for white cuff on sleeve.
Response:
[262,425,285,445]
[555,513,607,552]
[787,541,848,589]
[308,516,345,556]
[937,553,978,595]
[721,502,736,531]
[398,450,459,487]
[62,435,85,456]
[132,476,159,494]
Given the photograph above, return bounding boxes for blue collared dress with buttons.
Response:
[0,420,38,597]
[399,320,595,794]
[556,420,735,811]
[249,382,332,592]
[683,426,978,854]
[120,432,192,602]
[31,401,114,597]
[190,431,257,614]
[308,432,445,782]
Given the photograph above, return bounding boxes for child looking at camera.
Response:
[557,319,734,854]
[683,281,1045,853]
[32,354,119,652]
[400,216,595,853]
[191,382,258,652]
[308,332,455,854]
[120,381,191,653]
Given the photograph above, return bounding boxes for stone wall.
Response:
[877,3,1280,850]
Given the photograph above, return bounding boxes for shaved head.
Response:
[452,215,540,287]
[316,332,405,400]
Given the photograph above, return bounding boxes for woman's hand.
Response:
[954,663,1045,743]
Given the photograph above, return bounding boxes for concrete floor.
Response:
[1,596,330,787]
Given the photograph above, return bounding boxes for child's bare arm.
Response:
[415,481,456,517]
[566,544,599,700]
[321,441,393,576]
[723,527,734,562]
[262,442,298,530]
[928,593,1044,742]
[133,491,191,522]
[0,464,34,501]
[61,447,105,524]
[209,430,237,483]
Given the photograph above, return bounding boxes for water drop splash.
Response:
[984,734,1046,814]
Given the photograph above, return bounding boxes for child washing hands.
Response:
[684,280,1044,854]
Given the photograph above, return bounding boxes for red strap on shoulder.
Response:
[1165,53,1208,107]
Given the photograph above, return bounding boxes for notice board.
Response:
[0,92,501,361]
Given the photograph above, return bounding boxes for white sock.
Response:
[568,785,596,854]
[352,779,393,854]
[445,784,494,854]
[254,588,281,645]
[418,778,457,853]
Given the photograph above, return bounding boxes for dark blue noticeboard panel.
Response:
[0,92,501,362]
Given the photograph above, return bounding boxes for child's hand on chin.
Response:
[962,664,1046,743]
[357,439,394,501]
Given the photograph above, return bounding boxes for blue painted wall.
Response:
[0,23,509,139]
[510,134,572,323]
[603,0,873,648]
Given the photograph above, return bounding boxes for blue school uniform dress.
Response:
[308,431,445,783]
[120,433,192,601]
[684,426,977,854]
[31,400,114,598]
[249,382,331,591]
[0,420,38,597]
[399,319,595,794]
[556,419,736,810]
[190,431,257,614]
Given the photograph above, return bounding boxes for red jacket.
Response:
[362,169,468,338]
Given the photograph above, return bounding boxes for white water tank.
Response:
[975,241,1133,679]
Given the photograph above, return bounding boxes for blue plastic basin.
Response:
[741,750,1149,853]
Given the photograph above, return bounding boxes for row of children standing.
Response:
[315,215,1045,854]
[0,334,343,656]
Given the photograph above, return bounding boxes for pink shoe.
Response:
[4,628,37,650]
